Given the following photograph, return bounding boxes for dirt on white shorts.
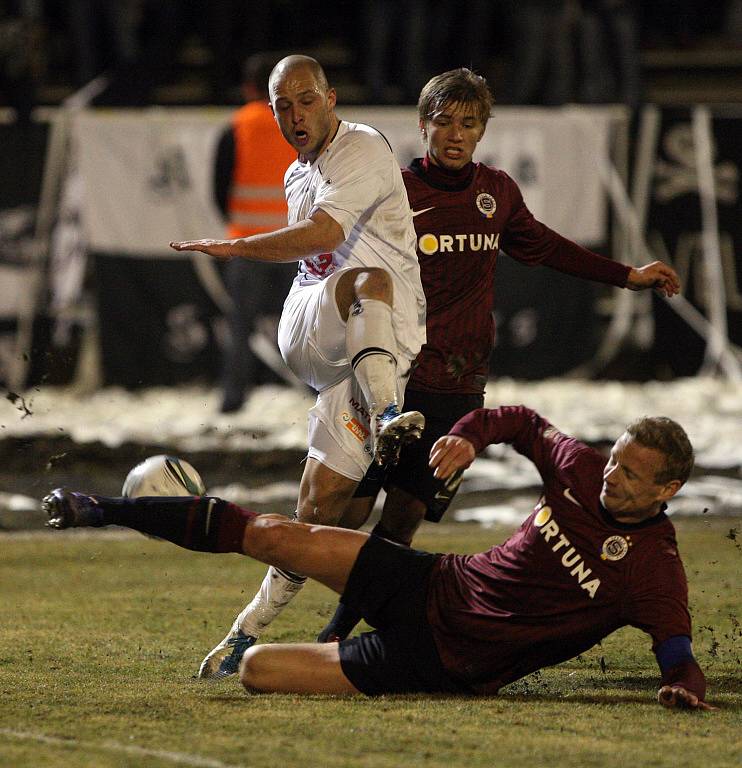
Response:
[278,270,412,481]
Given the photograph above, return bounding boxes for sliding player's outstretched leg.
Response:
[43,488,254,553]
[43,487,372,690]
[42,488,368,593]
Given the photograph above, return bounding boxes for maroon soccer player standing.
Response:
[317,67,681,642]
[44,406,713,708]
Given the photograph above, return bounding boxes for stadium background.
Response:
[0,5,741,767]
[0,2,740,529]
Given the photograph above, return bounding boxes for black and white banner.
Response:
[0,121,50,387]
[93,254,223,387]
[74,106,621,255]
[70,107,622,385]
[74,112,229,385]
[74,111,226,256]
[648,107,742,376]
[345,105,619,246]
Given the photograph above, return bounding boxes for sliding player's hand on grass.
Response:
[658,685,718,711]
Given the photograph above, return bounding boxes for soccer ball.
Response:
[122,455,206,497]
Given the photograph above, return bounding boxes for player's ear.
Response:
[419,120,427,140]
[659,479,682,503]
[327,87,337,110]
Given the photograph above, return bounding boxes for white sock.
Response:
[236,566,307,638]
[346,298,398,413]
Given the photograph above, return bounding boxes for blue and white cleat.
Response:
[198,626,257,680]
[374,404,425,467]
[42,489,105,529]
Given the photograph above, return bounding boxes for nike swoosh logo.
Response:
[411,207,435,218]
[563,487,582,508]
[434,470,464,499]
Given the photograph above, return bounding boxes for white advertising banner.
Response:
[75,109,228,257]
[343,105,623,246]
[75,105,625,256]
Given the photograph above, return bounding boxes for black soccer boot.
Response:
[42,489,105,529]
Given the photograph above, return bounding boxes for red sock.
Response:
[94,496,257,553]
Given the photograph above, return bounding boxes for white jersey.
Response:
[283,120,426,360]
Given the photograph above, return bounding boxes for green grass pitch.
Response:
[1,518,740,768]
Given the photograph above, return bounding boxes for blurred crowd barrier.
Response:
[0,104,739,391]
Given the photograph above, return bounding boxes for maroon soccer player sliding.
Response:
[44,405,713,709]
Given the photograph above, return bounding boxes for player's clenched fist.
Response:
[429,435,476,480]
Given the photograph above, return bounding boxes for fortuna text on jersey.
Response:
[533,502,601,599]
[418,232,500,256]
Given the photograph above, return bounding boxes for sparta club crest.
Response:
[600,535,632,561]
[475,192,496,218]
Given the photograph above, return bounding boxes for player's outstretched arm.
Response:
[429,435,476,480]
[657,685,718,711]
[654,636,716,711]
[626,261,681,297]
[169,238,236,258]
[170,209,345,263]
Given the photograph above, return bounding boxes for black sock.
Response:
[317,601,363,642]
[91,495,256,553]
[370,521,410,546]
[317,521,411,642]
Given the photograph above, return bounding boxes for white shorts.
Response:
[278,270,414,481]
[278,270,351,393]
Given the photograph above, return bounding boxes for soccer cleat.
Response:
[374,404,425,467]
[42,489,105,529]
[198,626,257,680]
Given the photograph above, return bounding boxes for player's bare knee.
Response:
[296,491,344,525]
[353,267,392,304]
[248,515,291,560]
[239,646,270,692]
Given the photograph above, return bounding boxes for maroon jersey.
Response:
[426,406,695,695]
[404,157,632,394]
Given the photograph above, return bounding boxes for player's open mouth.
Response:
[295,130,309,145]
